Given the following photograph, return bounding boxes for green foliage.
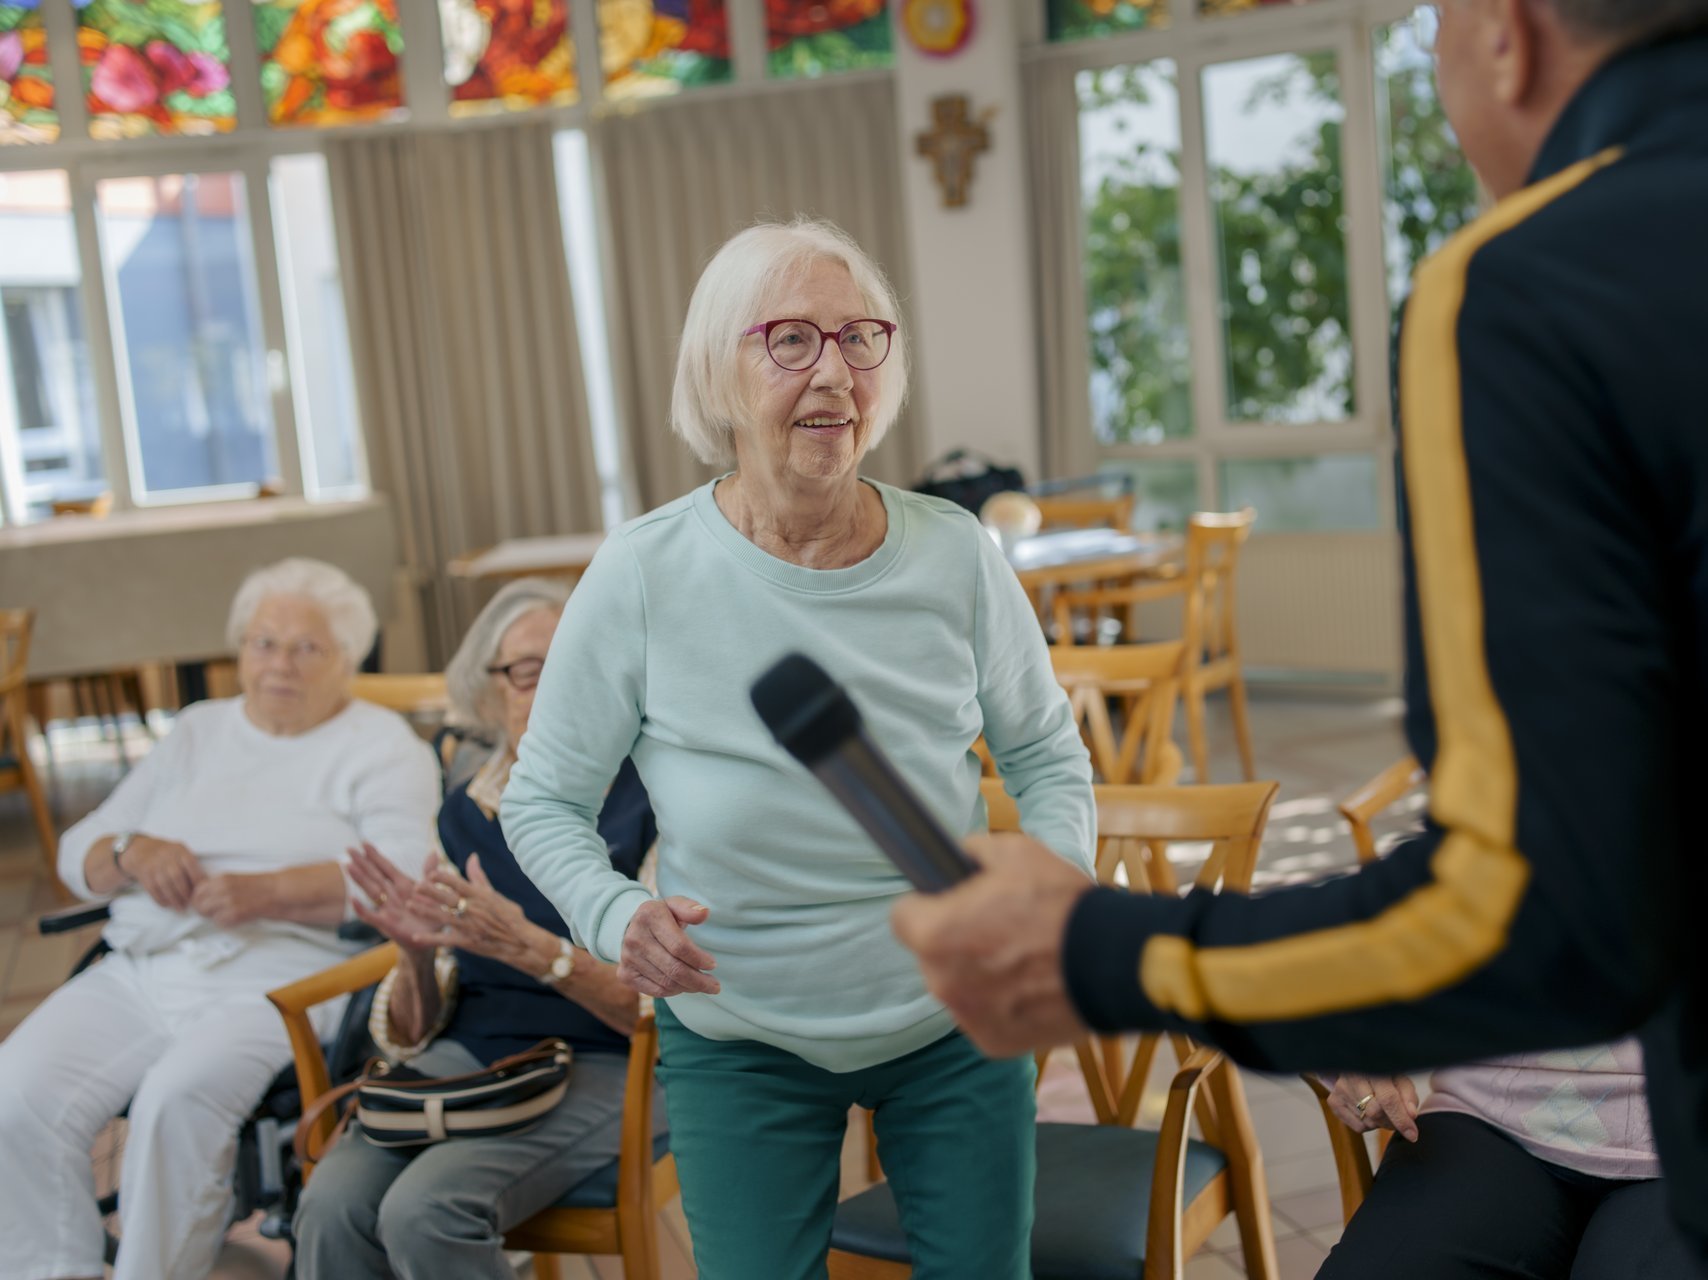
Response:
[0,5,29,36]
[767,13,893,79]
[79,0,230,57]
[1082,41,1478,442]
[633,50,732,87]
[252,2,295,58]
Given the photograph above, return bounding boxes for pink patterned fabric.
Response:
[1423,1037,1657,1180]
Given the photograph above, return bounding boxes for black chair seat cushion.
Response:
[831,1121,1228,1280]
[549,1130,672,1210]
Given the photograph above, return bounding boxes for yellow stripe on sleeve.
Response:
[1137,148,1624,1024]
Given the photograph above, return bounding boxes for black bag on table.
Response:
[913,449,1026,515]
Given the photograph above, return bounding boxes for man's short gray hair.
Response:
[226,558,378,668]
[671,218,911,468]
[445,578,570,741]
[1552,0,1708,42]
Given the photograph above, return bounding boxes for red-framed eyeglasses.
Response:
[741,318,897,372]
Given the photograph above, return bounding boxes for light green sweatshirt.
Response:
[502,478,1094,1072]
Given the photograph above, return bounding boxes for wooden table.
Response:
[447,532,606,582]
[1006,528,1184,592]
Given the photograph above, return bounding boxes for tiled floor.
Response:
[0,692,1411,1279]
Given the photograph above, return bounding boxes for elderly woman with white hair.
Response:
[0,557,438,1280]
[503,219,1094,1278]
[293,578,656,1280]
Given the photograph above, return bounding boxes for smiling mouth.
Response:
[795,415,854,433]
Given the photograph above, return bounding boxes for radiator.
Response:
[1235,532,1402,679]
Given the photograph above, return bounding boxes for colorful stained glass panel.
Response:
[1048,0,1167,43]
[256,0,405,128]
[1,1,57,144]
[77,0,236,138]
[602,0,730,100]
[1198,0,1318,16]
[443,0,573,116]
[767,0,891,80]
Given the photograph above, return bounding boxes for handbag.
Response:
[914,448,1026,515]
[295,1038,573,1162]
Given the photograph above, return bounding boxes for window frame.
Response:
[1033,0,1427,533]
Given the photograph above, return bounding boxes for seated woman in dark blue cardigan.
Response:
[294,579,657,1280]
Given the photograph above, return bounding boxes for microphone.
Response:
[751,653,978,894]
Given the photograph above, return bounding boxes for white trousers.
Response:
[0,938,344,1280]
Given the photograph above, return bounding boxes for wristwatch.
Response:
[535,936,576,985]
[112,831,138,880]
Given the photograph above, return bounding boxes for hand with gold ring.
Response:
[412,854,542,973]
[1326,1072,1421,1142]
[347,844,447,954]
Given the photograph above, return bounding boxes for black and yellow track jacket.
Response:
[1062,30,1708,1250]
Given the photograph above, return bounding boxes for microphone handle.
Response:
[810,734,979,893]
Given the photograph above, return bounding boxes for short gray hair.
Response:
[671,218,911,468]
[226,558,378,668]
[445,578,570,740]
[1551,0,1708,41]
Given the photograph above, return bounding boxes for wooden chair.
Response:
[349,673,450,719]
[270,944,678,1280]
[1054,509,1257,784]
[1034,493,1135,532]
[1049,641,1186,786]
[831,781,1282,1280]
[1,610,61,890]
[1305,756,1427,1220]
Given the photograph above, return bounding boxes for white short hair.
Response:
[671,218,911,468]
[226,558,378,668]
[445,578,570,741]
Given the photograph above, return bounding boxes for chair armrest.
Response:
[1303,1073,1375,1224]
[38,901,113,934]
[1145,1044,1225,1266]
[267,942,399,1168]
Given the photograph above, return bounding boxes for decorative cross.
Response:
[916,94,990,209]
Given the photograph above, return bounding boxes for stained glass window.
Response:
[256,0,405,128]
[602,0,731,100]
[1198,0,1318,16]
[767,0,891,79]
[76,0,235,139]
[1049,0,1167,43]
[1,1,56,144]
[443,0,573,115]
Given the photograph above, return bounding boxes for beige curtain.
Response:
[596,77,924,510]
[1025,60,1095,481]
[326,120,602,667]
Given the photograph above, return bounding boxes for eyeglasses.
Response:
[486,657,545,692]
[741,318,896,372]
[242,635,334,667]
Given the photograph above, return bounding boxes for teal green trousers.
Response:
[655,1002,1036,1280]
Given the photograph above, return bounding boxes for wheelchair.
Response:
[35,900,384,1271]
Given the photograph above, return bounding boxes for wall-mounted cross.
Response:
[916,94,990,209]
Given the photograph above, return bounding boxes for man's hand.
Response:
[120,837,206,911]
[892,834,1096,1058]
[190,872,274,929]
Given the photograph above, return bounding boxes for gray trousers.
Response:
[293,1040,638,1280]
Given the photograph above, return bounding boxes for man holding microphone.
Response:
[895,0,1708,1257]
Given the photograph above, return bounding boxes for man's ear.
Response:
[1488,0,1541,107]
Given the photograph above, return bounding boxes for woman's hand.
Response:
[1326,1073,1420,1142]
[619,898,721,998]
[189,873,277,928]
[348,845,445,953]
[415,855,546,972]
[120,836,206,911]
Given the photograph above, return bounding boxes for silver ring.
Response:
[1354,1092,1375,1119]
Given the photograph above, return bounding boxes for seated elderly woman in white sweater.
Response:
[0,558,438,1280]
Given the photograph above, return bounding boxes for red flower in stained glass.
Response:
[764,0,885,44]
[90,43,160,112]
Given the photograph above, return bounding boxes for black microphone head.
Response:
[751,653,863,766]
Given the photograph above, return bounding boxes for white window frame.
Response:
[1028,0,1428,532]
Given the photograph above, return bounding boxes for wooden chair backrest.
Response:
[1339,755,1425,864]
[350,673,450,718]
[1034,494,1135,532]
[50,493,111,518]
[0,609,34,752]
[1048,641,1185,785]
[1185,508,1255,665]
